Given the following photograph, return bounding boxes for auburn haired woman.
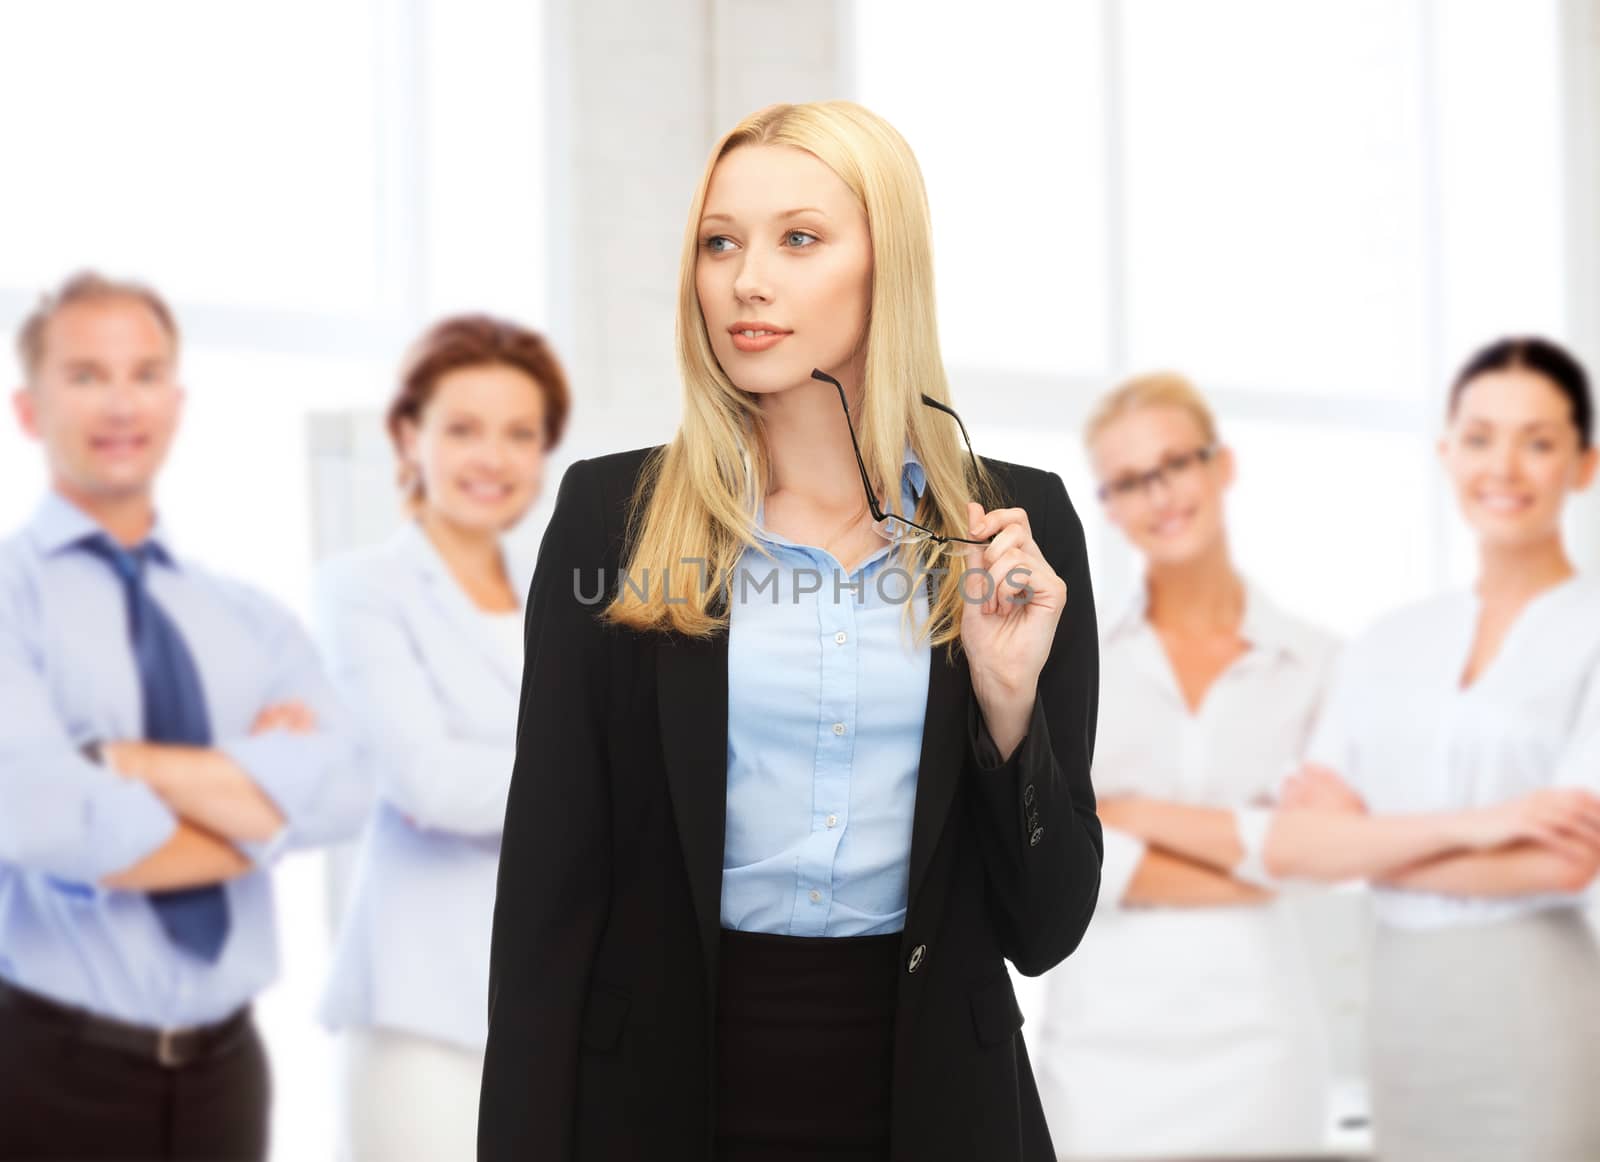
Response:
[315,314,569,1161]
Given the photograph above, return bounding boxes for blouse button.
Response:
[835,631,848,644]
[832,722,846,736]
[809,889,822,904]
[825,814,839,829]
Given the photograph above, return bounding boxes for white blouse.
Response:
[1032,580,1337,1157]
[480,607,525,674]
[1305,574,1600,930]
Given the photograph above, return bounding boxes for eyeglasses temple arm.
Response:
[813,368,888,522]
[919,393,981,480]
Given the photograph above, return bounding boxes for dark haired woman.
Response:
[1255,337,1600,1159]
[313,315,571,1160]
[479,100,1103,1162]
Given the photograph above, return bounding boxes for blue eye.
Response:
[703,235,734,253]
[785,230,818,247]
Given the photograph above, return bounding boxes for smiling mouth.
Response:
[1475,492,1533,513]
[90,434,149,454]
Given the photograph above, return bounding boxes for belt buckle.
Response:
[156,1028,183,1069]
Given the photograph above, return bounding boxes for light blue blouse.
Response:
[721,448,933,937]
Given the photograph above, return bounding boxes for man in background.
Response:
[0,271,371,1161]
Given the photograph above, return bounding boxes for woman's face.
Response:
[1091,404,1233,567]
[401,362,548,535]
[694,144,874,397]
[1440,367,1597,549]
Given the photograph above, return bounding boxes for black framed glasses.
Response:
[1096,444,1219,504]
[809,368,993,546]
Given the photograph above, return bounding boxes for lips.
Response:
[1474,491,1533,514]
[1146,507,1195,537]
[732,329,793,352]
[459,480,513,503]
[90,434,149,457]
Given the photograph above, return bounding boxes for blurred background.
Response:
[3,0,1599,1157]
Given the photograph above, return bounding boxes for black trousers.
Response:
[0,982,270,1162]
[715,928,899,1162]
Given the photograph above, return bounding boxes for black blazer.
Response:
[480,446,1103,1162]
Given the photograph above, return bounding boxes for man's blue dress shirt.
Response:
[0,492,368,1027]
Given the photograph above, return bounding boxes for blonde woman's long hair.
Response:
[603,101,1000,652]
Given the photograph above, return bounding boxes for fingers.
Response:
[962,503,1062,617]
[251,700,318,735]
[969,505,1033,545]
[1515,790,1600,859]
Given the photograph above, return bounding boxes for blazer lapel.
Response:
[656,627,730,1002]
[401,524,524,692]
[906,639,970,917]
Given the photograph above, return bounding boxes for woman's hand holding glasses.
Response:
[958,500,1066,761]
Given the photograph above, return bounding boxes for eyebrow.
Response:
[700,206,828,224]
[1461,417,1572,435]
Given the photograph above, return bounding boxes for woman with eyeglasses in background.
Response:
[478,100,1104,1162]
[1253,337,1600,1161]
[1031,372,1335,1159]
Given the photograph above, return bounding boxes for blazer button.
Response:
[1023,784,1036,807]
[1029,826,1045,847]
[907,944,926,973]
[1027,810,1041,832]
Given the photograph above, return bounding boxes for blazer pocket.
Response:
[969,975,1024,1048]
[579,985,631,1051]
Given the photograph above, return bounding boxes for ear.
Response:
[1214,444,1237,490]
[11,386,39,441]
[396,415,420,462]
[1575,445,1599,491]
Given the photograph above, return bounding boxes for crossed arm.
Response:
[95,702,310,890]
[1097,797,1270,908]
[1263,765,1600,896]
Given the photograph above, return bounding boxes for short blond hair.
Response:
[15,270,180,382]
[1084,370,1219,448]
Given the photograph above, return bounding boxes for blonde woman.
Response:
[478,102,1104,1162]
[314,315,569,1160]
[1030,373,1334,1158]
[1261,337,1600,1160]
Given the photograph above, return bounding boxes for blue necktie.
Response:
[81,534,231,963]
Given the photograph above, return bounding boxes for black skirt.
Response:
[715,928,900,1162]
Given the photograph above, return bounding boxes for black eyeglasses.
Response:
[809,368,993,546]
[1096,444,1219,504]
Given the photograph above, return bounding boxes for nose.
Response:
[104,377,141,420]
[732,250,773,305]
[1488,437,1521,479]
[1143,470,1177,506]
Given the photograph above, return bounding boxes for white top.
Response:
[1033,579,1336,1156]
[316,522,531,1051]
[1305,573,1600,930]
[480,607,525,673]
